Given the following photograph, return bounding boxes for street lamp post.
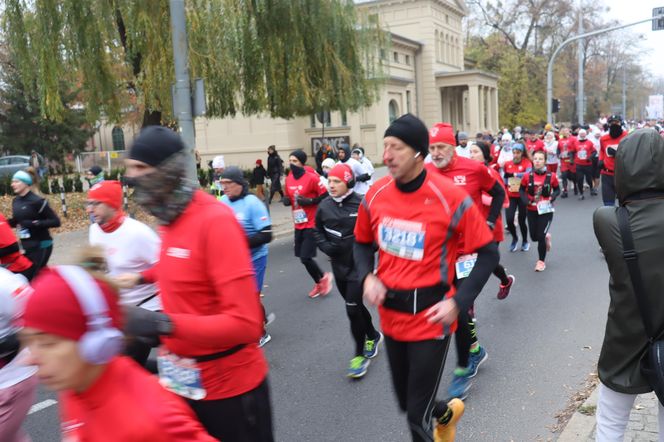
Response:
[546,14,664,124]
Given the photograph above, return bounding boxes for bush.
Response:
[39,177,51,194]
[50,177,61,193]
[73,174,83,193]
[198,168,209,188]
[62,175,74,193]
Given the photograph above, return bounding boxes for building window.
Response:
[393,52,399,63]
[446,14,449,24]
[406,91,412,113]
[111,126,125,151]
[310,115,316,128]
[341,111,348,127]
[380,49,386,60]
[435,30,439,62]
[445,34,450,63]
[388,100,399,123]
[405,54,410,65]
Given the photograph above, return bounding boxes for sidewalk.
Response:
[558,388,660,441]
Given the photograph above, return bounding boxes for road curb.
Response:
[557,387,598,441]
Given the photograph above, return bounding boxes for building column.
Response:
[492,87,499,133]
[468,85,480,135]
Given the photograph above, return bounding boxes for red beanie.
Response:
[328,164,354,185]
[22,268,122,341]
[256,159,263,166]
[429,123,456,146]
[88,181,122,210]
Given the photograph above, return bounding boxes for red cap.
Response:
[429,123,456,146]
[88,181,122,210]
[328,163,354,185]
[22,268,122,341]
[256,159,263,165]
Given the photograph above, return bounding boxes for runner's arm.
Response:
[247,226,272,248]
[353,241,375,284]
[314,211,342,257]
[486,181,505,225]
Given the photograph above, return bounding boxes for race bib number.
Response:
[293,208,308,224]
[455,254,477,279]
[18,228,30,239]
[157,349,206,400]
[577,149,587,160]
[378,217,426,261]
[537,200,555,215]
[507,177,521,193]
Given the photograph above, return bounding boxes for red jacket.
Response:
[60,357,215,441]
[558,137,577,172]
[574,139,597,167]
[284,168,327,230]
[599,131,629,176]
[0,213,32,272]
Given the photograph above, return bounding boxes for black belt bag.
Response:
[383,283,449,315]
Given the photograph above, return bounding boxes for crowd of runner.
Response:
[1,115,663,441]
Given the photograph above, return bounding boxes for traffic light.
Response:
[552,98,560,114]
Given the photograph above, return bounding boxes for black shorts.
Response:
[294,228,317,259]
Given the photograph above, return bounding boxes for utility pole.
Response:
[577,4,584,125]
[169,0,198,185]
[622,66,627,118]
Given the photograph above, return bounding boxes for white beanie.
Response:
[212,155,225,169]
[321,158,336,169]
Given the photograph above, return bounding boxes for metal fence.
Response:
[75,150,128,173]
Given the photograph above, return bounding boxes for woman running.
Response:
[9,168,60,276]
[469,142,515,299]
[502,143,532,252]
[520,150,560,272]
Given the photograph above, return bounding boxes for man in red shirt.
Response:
[282,149,333,298]
[0,213,34,280]
[21,263,216,442]
[524,129,545,157]
[574,129,598,200]
[354,114,499,442]
[599,115,629,206]
[425,122,509,400]
[117,126,274,442]
[558,127,578,198]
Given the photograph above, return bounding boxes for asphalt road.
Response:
[23,191,610,441]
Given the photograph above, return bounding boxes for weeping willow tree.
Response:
[2,0,386,125]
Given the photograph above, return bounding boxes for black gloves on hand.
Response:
[296,196,315,206]
[282,197,291,207]
[123,306,173,338]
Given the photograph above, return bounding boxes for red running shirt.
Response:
[574,139,597,167]
[0,214,32,272]
[425,156,497,207]
[558,137,577,172]
[60,357,216,441]
[354,172,493,341]
[525,139,545,156]
[503,159,532,198]
[284,169,327,230]
[520,172,560,212]
[599,131,628,176]
[142,191,267,400]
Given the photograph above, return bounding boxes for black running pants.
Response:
[601,174,616,206]
[337,279,379,356]
[576,165,594,196]
[527,211,553,261]
[505,197,527,243]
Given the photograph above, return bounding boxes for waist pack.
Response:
[616,206,664,405]
[383,282,449,314]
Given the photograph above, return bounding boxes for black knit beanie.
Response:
[384,113,429,158]
[220,166,246,185]
[129,126,185,167]
[290,149,307,165]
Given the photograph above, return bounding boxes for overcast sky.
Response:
[599,0,664,80]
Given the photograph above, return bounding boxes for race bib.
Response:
[455,254,477,279]
[157,349,206,400]
[537,200,555,215]
[507,177,521,193]
[293,208,308,224]
[578,149,588,160]
[378,217,426,261]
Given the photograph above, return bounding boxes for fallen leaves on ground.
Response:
[549,370,599,433]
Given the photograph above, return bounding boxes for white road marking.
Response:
[28,399,58,415]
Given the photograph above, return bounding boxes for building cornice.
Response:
[435,69,499,81]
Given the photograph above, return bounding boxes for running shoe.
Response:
[467,346,488,378]
[447,371,471,400]
[434,398,465,442]
[545,233,552,252]
[509,240,519,253]
[574,189,578,196]
[319,272,333,296]
[578,194,585,201]
[308,283,321,299]
[364,332,384,359]
[535,260,546,272]
[258,332,272,348]
[347,356,370,379]
[521,241,530,252]
[497,275,515,300]
[561,191,568,199]
[590,189,598,196]
[264,312,276,327]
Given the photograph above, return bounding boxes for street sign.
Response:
[653,7,664,31]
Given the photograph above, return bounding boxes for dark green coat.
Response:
[593,129,664,394]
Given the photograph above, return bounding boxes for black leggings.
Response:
[505,197,528,243]
[187,378,274,442]
[453,278,477,370]
[300,257,323,283]
[601,174,616,206]
[23,245,53,278]
[337,279,379,356]
[526,211,553,261]
[385,335,451,442]
[267,174,283,202]
[561,170,577,193]
[576,165,594,195]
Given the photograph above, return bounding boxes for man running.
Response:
[574,129,598,200]
[283,149,333,298]
[558,127,577,198]
[598,115,628,206]
[503,144,532,252]
[337,144,371,195]
[354,113,499,442]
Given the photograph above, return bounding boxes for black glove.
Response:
[356,173,371,182]
[296,196,315,206]
[282,197,291,207]
[504,172,514,178]
[19,220,35,228]
[123,306,173,338]
[598,160,605,171]
[606,147,617,157]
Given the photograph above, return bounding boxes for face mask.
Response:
[609,125,623,138]
[290,164,305,179]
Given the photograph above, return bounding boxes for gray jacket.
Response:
[593,129,664,394]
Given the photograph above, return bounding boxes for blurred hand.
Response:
[426,299,459,325]
[112,273,142,289]
[363,273,387,306]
